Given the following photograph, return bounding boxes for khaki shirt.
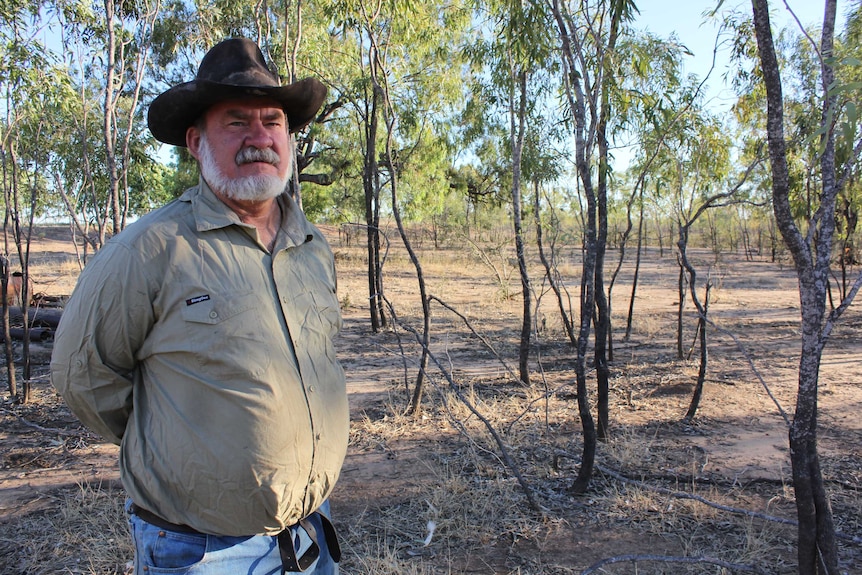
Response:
[50,181,349,536]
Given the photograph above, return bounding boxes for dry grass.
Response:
[0,483,131,575]
[4,372,859,574]
[2,226,861,574]
[336,377,826,574]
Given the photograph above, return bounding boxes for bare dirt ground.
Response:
[1,224,861,574]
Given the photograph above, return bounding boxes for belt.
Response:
[128,502,200,534]
[128,502,341,572]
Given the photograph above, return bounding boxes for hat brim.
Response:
[148,77,327,147]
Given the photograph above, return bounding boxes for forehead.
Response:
[203,98,286,122]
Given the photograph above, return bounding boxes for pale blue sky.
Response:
[634,0,843,113]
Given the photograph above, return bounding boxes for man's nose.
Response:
[243,120,274,147]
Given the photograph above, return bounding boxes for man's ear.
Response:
[186,126,202,160]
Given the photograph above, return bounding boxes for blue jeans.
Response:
[126,500,339,574]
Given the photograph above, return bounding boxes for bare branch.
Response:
[704,316,792,426]
[781,0,823,67]
[821,269,862,343]
[427,295,520,384]
[686,147,765,227]
[0,406,86,437]
[298,172,334,186]
[383,297,544,514]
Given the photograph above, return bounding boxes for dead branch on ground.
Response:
[0,407,88,437]
[427,295,520,384]
[556,454,862,546]
[382,295,544,514]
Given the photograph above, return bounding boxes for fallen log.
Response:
[4,306,63,329]
[0,327,53,342]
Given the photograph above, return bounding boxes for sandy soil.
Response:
[1,225,861,574]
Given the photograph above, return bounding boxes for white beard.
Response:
[197,135,292,202]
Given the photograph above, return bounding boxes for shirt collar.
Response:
[184,178,315,249]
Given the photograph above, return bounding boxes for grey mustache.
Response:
[236,146,281,166]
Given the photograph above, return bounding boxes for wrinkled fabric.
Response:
[51,180,349,536]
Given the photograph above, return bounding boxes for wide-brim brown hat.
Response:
[148,38,327,147]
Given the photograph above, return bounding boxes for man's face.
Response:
[186,98,294,202]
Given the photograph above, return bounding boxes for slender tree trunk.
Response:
[677,224,712,423]
[102,0,121,235]
[365,34,430,417]
[684,284,710,423]
[15,167,35,400]
[534,184,576,345]
[792,286,837,574]
[706,210,720,258]
[363,85,386,332]
[1,256,15,399]
[0,140,16,400]
[2,141,35,403]
[676,256,686,360]
[372,196,386,327]
[284,1,302,209]
[391,158,431,416]
[593,0,626,442]
[607,179,641,360]
[552,0,597,493]
[283,0,302,82]
[625,187,645,340]
[594,223,610,440]
[511,70,531,385]
[751,1,841,572]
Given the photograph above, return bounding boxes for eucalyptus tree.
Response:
[467,0,556,385]
[606,31,690,350]
[525,125,569,346]
[456,68,516,238]
[550,0,638,491]
[655,105,735,362]
[45,0,171,255]
[325,0,472,411]
[668,122,763,423]
[751,0,862,572]
[316,1,393,333]
[445,160,510,240]
[817,11,862,302]
[0,2,57,402]
[321,0,466,335]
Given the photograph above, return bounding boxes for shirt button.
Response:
[308,386,316,393]
[209,311,218,319]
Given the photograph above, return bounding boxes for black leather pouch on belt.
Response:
[278,512,341,573]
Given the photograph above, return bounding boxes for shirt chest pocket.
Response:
[180,292,273,381]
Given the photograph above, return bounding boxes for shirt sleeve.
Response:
[50,241,155,445]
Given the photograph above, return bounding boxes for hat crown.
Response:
[197,38,280,88]
[148,37,326,146]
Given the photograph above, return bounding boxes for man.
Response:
[50,38,348,574]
